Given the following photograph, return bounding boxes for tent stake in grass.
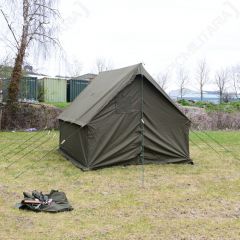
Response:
[15,145,59,179]
[6,131,55,169]
[189,137,203,151]
[191,129,223,158]
[14,129,80,178]
[0,126,48,156]
[3,129,51,162]
[201,130,240,161]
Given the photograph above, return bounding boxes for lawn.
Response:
[46,102,70,109]
[0,131,240,239]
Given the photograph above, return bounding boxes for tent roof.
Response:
[58,63,188,126]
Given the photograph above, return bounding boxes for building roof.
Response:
[59,64,188,126]
[74,73,97,81]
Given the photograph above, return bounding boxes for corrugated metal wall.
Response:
[40,78,67,102]
[2,77,38,101]
[68,79,89,102]
[0,79,3,103]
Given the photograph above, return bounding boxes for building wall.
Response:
[2,77,38,102]
[67,79,89,102]
[40,78,67,102]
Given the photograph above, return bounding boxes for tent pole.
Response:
[140,64,145,187]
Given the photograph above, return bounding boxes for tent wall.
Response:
[87,79,142,169]
[142,78,191,163]
[59,120,88,169]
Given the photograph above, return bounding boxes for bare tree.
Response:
[0,0,60,103]
[156,72,169,91]
[68,59,83,77]
[230,65,240,99]
[196,59,209,101]
[95,58,113,73]
[215,69,229,103]
[177,67,189,99]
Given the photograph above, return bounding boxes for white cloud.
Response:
[1,0,240,90]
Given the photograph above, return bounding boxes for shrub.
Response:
[1,103,62,130]
[177,99,192,106]
[178,100,240,113]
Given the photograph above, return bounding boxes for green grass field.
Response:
[45,102,70,109]
[0,131,240,239]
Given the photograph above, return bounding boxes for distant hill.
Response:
[168,88,198,97]
[168,88,221,103]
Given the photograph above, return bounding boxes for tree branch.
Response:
[28,4,41,23]
[0,9,19,49]
[34,3,60,17]
[32,32,60,46]
[26,20,50,46]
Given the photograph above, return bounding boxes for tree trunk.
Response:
[7,0,29,104]
[6,25,28,128]
[219,91,223,103]
[7,52,25,103]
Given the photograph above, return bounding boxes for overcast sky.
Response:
[1,0,240,90]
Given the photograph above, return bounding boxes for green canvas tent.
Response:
[58,64,192,170]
